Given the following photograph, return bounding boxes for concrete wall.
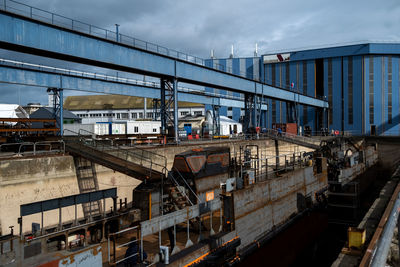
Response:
[0,139,312,236]
[142,139,313,169]
[233,166,327,249]
[0,155,140,235]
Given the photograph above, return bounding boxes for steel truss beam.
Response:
[0,11,328,109]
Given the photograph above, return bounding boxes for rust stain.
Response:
[92,246,101,256]
[184,236,239,267]
[38,259,60,267]
[69,254,75,264]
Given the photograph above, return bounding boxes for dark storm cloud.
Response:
[1,0,399,104]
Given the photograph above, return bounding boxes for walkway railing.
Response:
[238,151,312,183]
[0,140,65,158]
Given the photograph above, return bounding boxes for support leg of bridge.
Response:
[244,93,255,133]
[47,87,63,136]
[173,78,179,143]
[212,105,220,136]
[160,79,166,135]
[254,95,260,128]
[60,88,63,135]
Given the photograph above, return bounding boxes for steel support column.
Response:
[173,78,179,143]
[244,93,255,133]
[160,79,166,134]
[47,87,63,135]
[255,95,261,128]
[212,105,220,136]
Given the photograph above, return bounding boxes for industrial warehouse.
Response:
[0,0,400,267]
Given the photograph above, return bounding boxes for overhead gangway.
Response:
[0,2,328,109]
[264,129,323,150]
[65,137,166,182]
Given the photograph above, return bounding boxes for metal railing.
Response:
[108,225,140,265]
[0,141,65,157]
[0,1,202,66]
[169,166,201,205]
[0,0,331,105]
[239,151,311,183]
[265,129,321,146]
[76,138,167,174]
[0,58,248,103]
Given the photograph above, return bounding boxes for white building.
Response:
[63,95,205,124]
[0,104,29,125]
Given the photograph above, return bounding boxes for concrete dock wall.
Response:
[0,139,312,236]
[233,166,327,249]
[0,155,140,235]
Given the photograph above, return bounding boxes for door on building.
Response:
[370,125,376,136]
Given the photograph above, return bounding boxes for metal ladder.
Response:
[74,156,102,218]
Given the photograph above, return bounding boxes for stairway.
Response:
[264,129,322,150]
[166,185,191,212]
[65,139,166,181]
[74,156,102,218]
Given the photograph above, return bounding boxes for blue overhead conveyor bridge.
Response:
[0,0,328,140]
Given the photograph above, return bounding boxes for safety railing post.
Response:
[285,155,287,170]
[293,153,295,170]
[107,236,111,263]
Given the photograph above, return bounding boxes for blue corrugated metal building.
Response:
[204,57,261,123]
[207,43,400,135]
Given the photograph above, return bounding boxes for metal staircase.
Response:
[163,168,201,214]
[264,129,323,150]
[74,156,102,218]
[64,132,167,182]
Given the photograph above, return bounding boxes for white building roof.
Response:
[220,116,239,124]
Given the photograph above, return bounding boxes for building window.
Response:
[328,58,333,125]
[272,100,276,123]
[153,128,157,133]
[303,106,308,125]
[348,56,353,125]
[134,126,139,133]
[227,107,232,111]
[285,63,290,89]
[138,112,143,119]
[180,111,189,116]
[388,56,392,124]
[132,113,137,119]
[146,112,153,119]
[117,113,121,119]
[194,111,203,115]
[369,56,374,124]
[121,113,129,119]
[303,61,307,94]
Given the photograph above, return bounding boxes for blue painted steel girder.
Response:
[0,11,327,109]
[0,65,263,109]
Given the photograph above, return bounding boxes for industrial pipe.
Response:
[370,192,400,267]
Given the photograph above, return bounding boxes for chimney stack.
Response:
[229,45,234,59]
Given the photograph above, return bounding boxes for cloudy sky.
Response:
[1,0,399,105]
